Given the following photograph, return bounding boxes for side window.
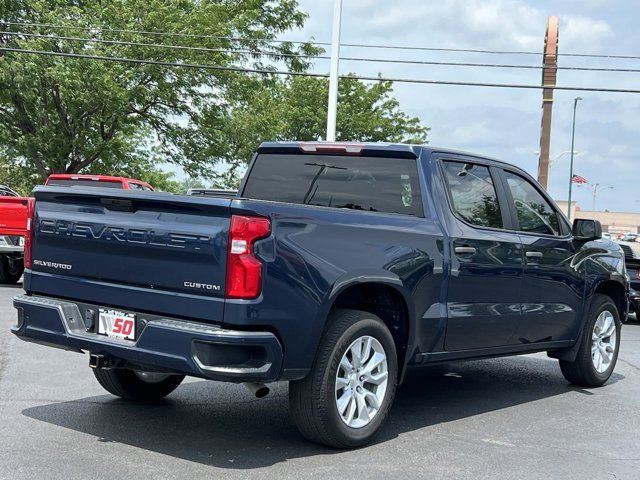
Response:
[442,161,503,229]
[128,182,143,190]
[503,171,560,236]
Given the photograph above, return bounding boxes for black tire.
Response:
[559,294,621,387]
[0,255,24,284]
[289,309,398,449]
[93,367,184,401]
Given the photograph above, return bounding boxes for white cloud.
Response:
[341,0,544,50]
[559,14,614,52]
[449,121,497,145]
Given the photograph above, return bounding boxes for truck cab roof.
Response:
[257,141,512,167]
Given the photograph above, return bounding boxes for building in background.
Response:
[556,200,640,234]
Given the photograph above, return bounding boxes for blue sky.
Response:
[281,0,640,212]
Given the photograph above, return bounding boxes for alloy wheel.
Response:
[7,258,22,276]
[591,310,617,374]
[335,335,389,428]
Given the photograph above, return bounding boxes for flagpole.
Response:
[567,97,582,221]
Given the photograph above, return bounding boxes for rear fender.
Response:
[314,269,416,382]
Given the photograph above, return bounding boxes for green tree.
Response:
[0,156,36,195]
[0,0,315,185]
[0,2,429,192]
[196,75,430,187]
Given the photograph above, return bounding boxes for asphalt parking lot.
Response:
[1,283,639,480]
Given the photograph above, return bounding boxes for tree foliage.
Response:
[198,75,430,187]
[0,1,429,192]
[0,0,314,183]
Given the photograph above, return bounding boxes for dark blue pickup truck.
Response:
[12,142,628,448]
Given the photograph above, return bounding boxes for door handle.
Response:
[454,246,477,255]
[526,251,544,258]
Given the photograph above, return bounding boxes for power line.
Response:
[0,46,325,77]
[5,30,640,74]
[0,45,327,76]
[0,21,312,46]
[1,31,304,59]
[5,20,640,60]
[3,46,640,94]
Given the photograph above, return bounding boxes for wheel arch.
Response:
[319,272,416,382]
[549,278,627,362]
[591,279,628,321]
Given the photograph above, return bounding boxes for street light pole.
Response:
[326,0,343,142]
[589,183,614,211]
[533,150,580,188]
[567,97,582,221]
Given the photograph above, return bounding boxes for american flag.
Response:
[571,174,588,184]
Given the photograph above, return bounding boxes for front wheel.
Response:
[559,294,621,387]
[93,367,184,401]
[289,309,398,448]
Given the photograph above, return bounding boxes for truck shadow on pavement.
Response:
[22,355,624,469]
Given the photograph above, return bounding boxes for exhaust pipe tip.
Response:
[89,353,104,369]
[243,382,270,398]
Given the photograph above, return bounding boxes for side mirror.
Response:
[572,219,602,241]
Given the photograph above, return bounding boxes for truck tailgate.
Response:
[0,197,29,236]
[29,186,231,320]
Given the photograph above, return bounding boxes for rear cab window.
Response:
[242,154,423,217]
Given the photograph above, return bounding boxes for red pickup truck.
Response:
[0,175,154,283]
[0,185,29,283]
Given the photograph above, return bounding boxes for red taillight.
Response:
[226,215,271,299]
[24,198,35,269]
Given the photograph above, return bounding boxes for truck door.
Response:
[499,169,584,343]
[440,160,524,351]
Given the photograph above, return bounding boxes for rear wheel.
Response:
[289,309,398,448]
[0,255,23,284]
[559,294,621,387]
[93,367,184,401]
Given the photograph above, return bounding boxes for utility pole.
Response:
[536,16,559,191]
[326,0,343,142]
[567,97,582,221]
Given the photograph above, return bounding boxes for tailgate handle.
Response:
[101,198,134,212]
